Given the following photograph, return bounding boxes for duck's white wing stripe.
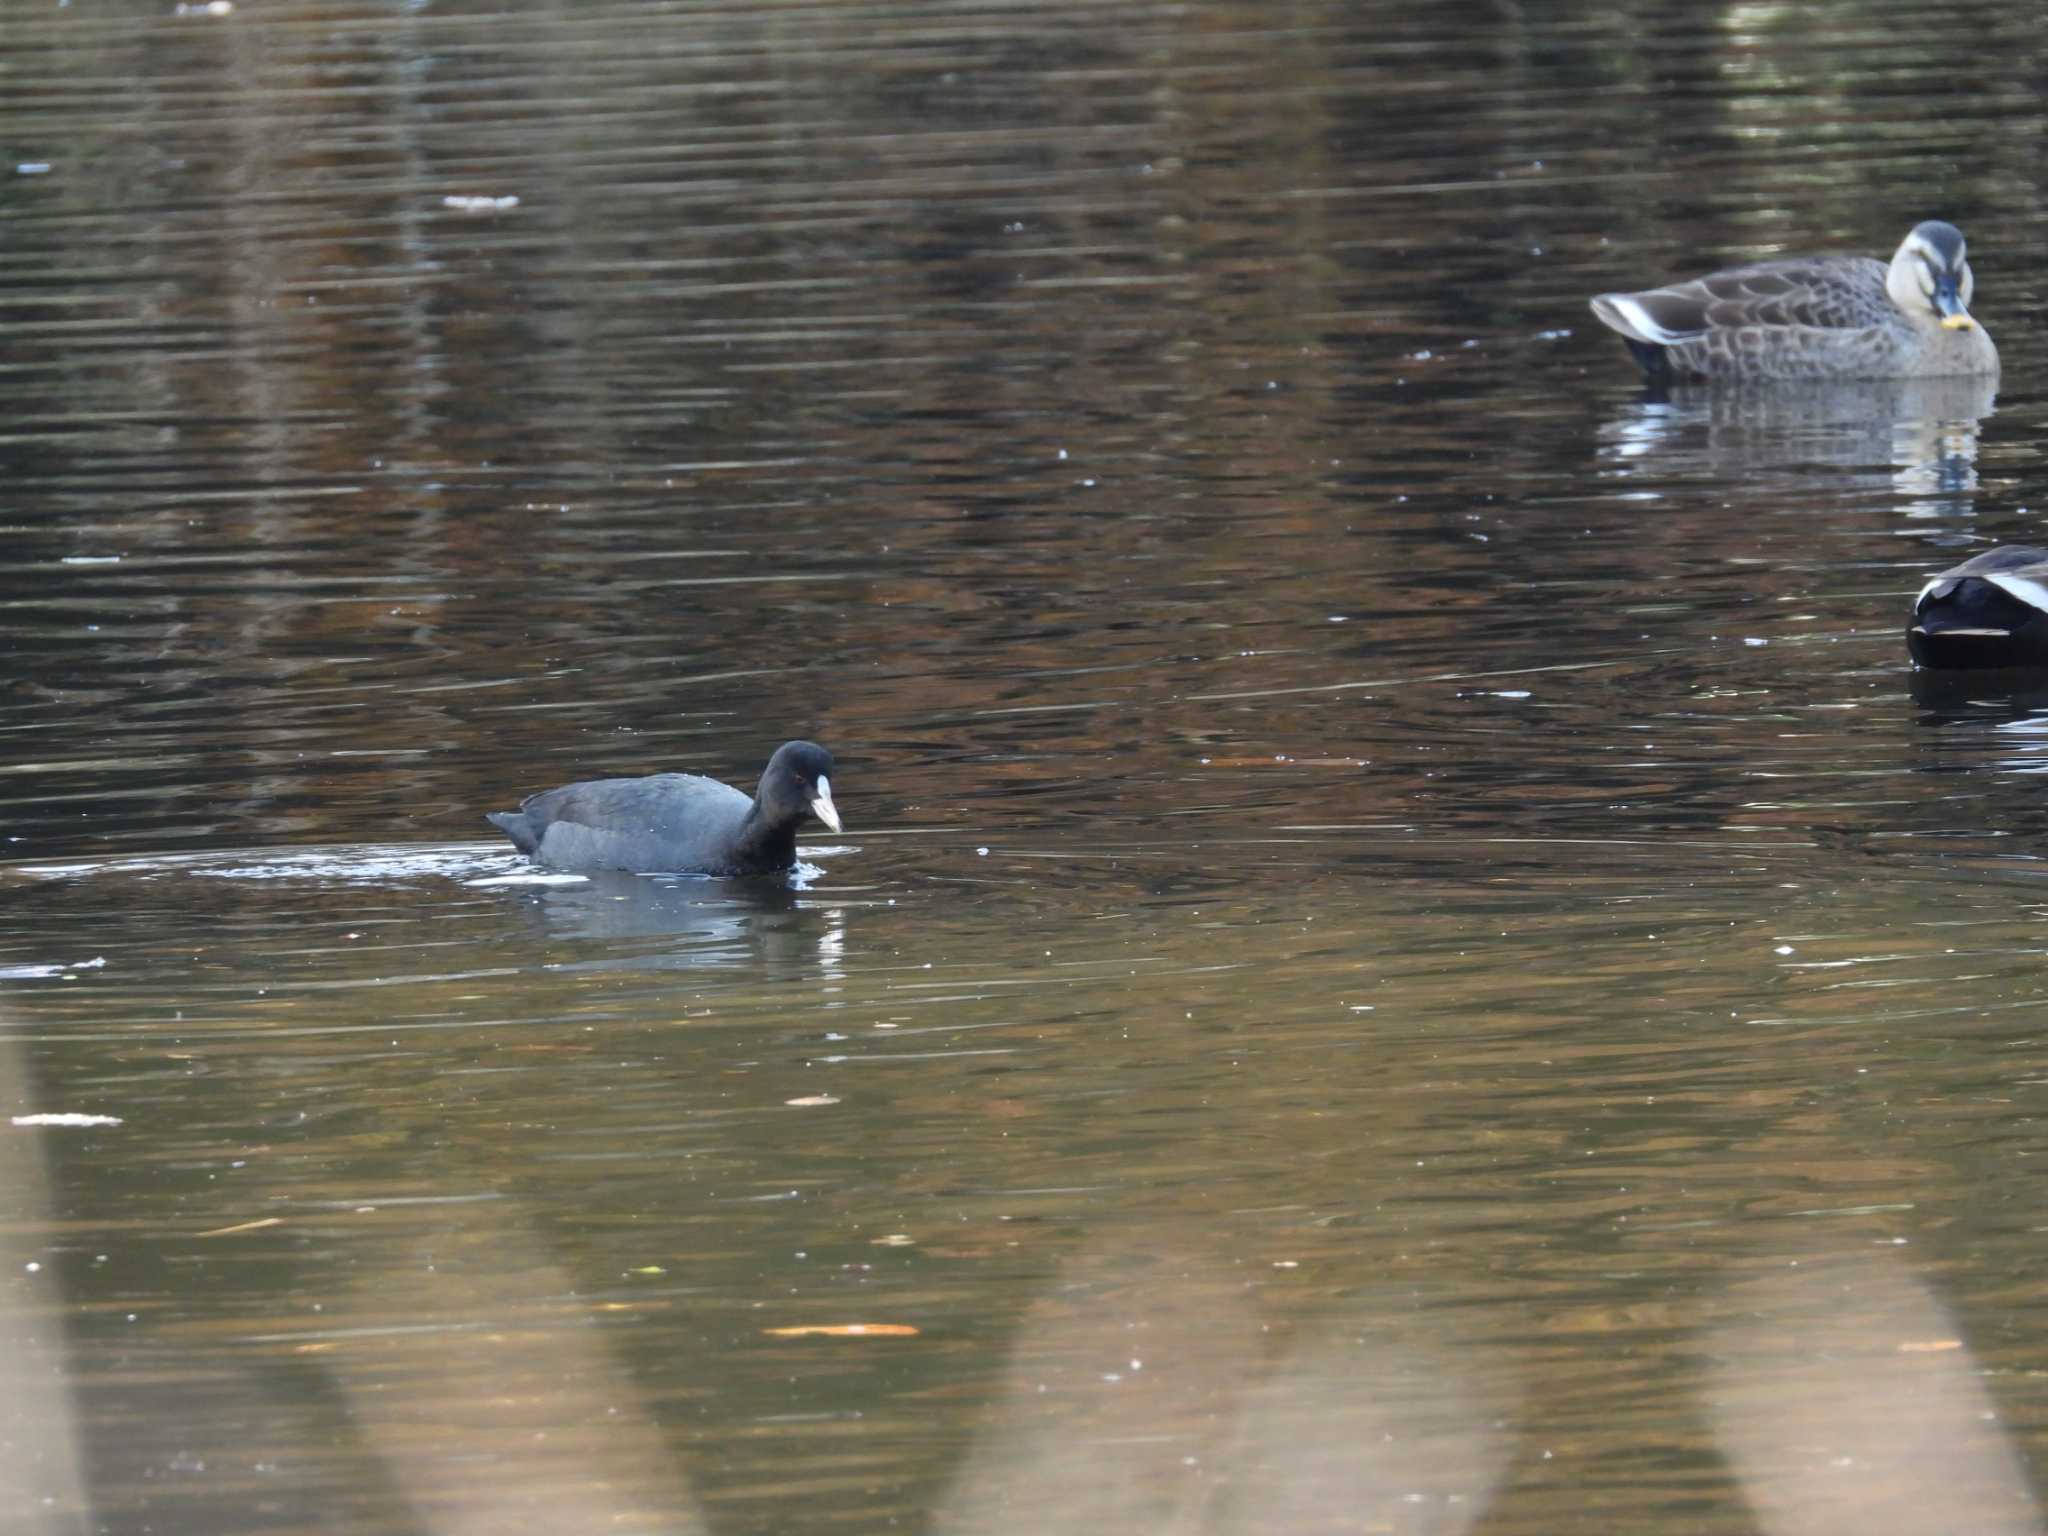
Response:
[1591,293,1703,346]
[1985,571,2048,613]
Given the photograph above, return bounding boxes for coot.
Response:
[488,740,840,874]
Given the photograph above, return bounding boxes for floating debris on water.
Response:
[0,956,106,979]
[762,1323,919,1339]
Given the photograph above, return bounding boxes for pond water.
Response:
[5,1,2048,1532]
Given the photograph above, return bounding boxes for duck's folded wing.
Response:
[1593,258,1885,342]
[1591,281,1713,345]
[1591,283,1708,345]
[1918,548,2048,612]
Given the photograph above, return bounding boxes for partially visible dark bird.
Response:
[1908,548,2048,670]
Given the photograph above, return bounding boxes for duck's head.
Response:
[1887,220,1978,331]
[759,740,841,833]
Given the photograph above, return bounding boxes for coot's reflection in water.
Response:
[1596,374,1998,503]
[498,868,850,975]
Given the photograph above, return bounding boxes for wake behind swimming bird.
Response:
[488,740,840,875]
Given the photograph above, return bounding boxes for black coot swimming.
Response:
[488,740,840,875]
[1909,547,2048,669]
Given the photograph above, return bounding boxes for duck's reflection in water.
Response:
[1908,667,2048,720]
[1907,669,2048,798]
[1597,374,1997,508]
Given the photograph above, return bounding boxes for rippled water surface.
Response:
[7,1,2048,1531]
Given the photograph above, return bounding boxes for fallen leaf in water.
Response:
[762,1323,920,1339]
[785,1095,840,1107]
[195,1217,283,1237]
[871,1234,915,1247]
[1199,755,1365,769]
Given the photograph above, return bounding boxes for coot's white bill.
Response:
[810,777,842,833]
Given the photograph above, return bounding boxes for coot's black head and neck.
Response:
[730,740,840,871]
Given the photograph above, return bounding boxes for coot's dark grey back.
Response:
[499,772,756,874]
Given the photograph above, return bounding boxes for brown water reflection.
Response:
[6,0,2048,1531]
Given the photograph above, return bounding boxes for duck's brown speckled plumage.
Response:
[1592,222,1998,384]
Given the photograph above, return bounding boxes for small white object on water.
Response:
[61,555,121,565]
[443,194,520,212]
[17,163,52,176]
[173,1,232,14]
[0,956,105,979]
[976,846,989,856]
[13,1113,123,1128]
